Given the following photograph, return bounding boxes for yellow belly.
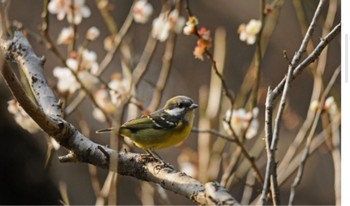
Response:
[121,122,192,150]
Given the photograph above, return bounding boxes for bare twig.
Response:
[40,0,66,65]
[98,1,135,75]
[271,22,340,102]
[0,0,10,37]
[250,119,339,205]
[192,128,235,143]
[241,169,256,205]
[261,87,274,205]
[250,0,266,109]
[131,35,158,88]
[147,32,176,112]
[95,0,118,35]
[271,0,325,146]
[288,66,340,205]
[220,146,243,188]
[330,112,341,206]
[278,0,338,186]
[278,115,340,186]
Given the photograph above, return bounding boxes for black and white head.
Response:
[163,96,198,117]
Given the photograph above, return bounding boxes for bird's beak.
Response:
[190,103,198,109]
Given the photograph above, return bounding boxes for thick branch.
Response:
[0,30,239,205]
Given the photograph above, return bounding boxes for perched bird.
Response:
[96,95,198,160]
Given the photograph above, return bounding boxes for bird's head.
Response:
[163,96,198,121]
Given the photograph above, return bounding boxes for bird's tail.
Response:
[96,128,118,134]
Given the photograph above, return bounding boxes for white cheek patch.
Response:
[165,107,185,116]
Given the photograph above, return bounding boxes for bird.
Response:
[96,95,198,161]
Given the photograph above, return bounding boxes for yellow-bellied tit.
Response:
[96,95,198,160]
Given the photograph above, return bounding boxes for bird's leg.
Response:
[143,149,174,170]
[145,149,163,161]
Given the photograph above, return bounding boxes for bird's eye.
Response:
[178,102,184,108]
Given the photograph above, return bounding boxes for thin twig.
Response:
[204,50,235,107]
[272,0,325,144]
[0,0,10,37]
[191,128,236,143]
[95,0,118,35]
[131,35,158,88]
[146,0,182,111]
[277,0,338,176]
[271,22,340,102]
[250,0,266,109]
[220,146,243,188]
[250,121,339,205]
[330,111,341,206]
[98,1,135,75]
[147,32,176,112]
[261,87,274,205]
[241,169,256,205]
[288,66,340,205]
[40,0,66,65]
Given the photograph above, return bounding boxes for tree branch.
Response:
[0,30,240,206]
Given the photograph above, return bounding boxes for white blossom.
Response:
[238,19,262,45]
[133,0,153,24]
[53,49,99,94]
[108,73,129,107]
[53,67,80,94]
[152,14,170,41]
[86,26,100,41]
[152,10,186,41]
[66,49,99,73]
[57,27,74,45]
[183,16,198,35]
[223,107,259,139]
[94,88,116,114]
[48,0,91,24]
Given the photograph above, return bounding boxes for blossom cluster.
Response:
[92,73,129,122]
[48,0,91,25]
[237,19,262,45]
[183,16,212,61]
[133,0,153,23]
[223,107,259,139]
[53,49,100,94]
[152,10,185,41]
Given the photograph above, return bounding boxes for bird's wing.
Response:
[122,110,180,131]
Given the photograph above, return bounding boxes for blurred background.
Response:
[0,0,340,205]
